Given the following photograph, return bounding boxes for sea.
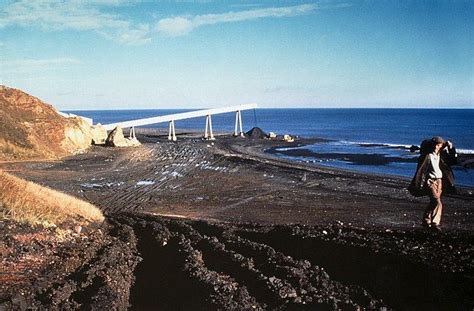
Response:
[67,109,474,187]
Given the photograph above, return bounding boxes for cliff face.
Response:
[0,86,106,160]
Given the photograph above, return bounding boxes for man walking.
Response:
[409,136,457,230]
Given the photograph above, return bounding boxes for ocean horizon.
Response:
[67,108,474,187]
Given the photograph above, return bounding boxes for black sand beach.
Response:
[1,131,473,310]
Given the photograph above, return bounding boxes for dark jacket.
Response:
[408,145,457,197]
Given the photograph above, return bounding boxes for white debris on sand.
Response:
[136,181,155,186]
[80,182,124,188]
[80,183,104,189]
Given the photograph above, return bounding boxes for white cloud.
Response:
[156,17,194,37]
[0,2,318,43]
[156,4,317,37]
[0,0,150,45]
[99,23,152,45]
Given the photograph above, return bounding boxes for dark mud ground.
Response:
[1,131,473,310]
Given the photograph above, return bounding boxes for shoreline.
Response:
[131,127,474,185]
[261,136,474,189]
[218,134,474,193]
[2,128,473,192]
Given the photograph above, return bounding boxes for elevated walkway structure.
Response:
[102,103,257,141]
[58,112,93,126]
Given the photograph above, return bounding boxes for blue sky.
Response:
[0,0,473,109]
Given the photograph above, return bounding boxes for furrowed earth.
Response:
[1,131,473,310]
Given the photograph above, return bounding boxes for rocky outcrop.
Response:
[245,127,267,139]
[0,85,107,160]
[105,126,141,147]
[65,118,108,148]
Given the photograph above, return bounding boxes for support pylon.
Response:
[234,110,244,137]
[238,110,244,137]
[204,115,215,140]
[168,120,176,141]
[234,111,239,136]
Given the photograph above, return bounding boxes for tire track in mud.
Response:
[91,143,211,214]
[114,213,388,310]
[236,225,474,311]
[14,213,472,310]
[21,221,140,310]
[110,213,474,310]
[100,144,246,215]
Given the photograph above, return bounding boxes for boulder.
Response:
[105,126,141,147]
[90,124,108,145]
[63,118,107,151]
[283,134,294,142]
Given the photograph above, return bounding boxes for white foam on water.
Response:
[458,148,474,154]
[383,143,413,149]
[273,147,292,151]
[339,140,412,149]
[339,140,474,153]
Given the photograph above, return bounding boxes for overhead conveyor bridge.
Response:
[102,103,258,141]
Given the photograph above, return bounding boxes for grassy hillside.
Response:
[0,170,104,226]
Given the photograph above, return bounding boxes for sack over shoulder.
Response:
[408,178,428,197]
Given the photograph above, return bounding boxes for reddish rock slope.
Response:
[0,86,105,160]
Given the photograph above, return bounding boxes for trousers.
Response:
[423,178,443,225]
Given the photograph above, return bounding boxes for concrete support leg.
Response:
[208,115,215,140]
[205,115,215,140]
[234,110,244,137]
[238,110,244,137]
[168,121,172,140]
[172,121,176,141]
[234,111,239,136]
[168,120,176,141]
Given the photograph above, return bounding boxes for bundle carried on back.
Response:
[408,138,457,197]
